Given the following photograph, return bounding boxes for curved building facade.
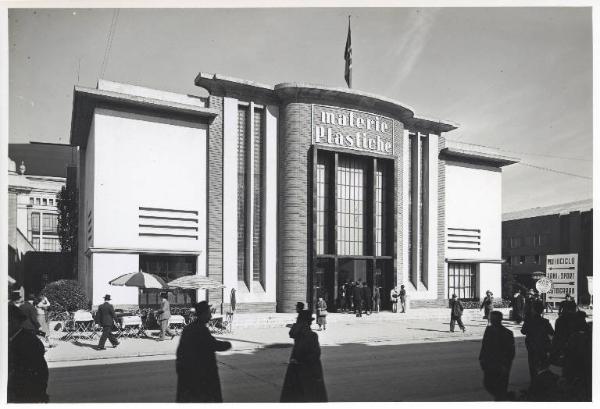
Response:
[71,73,517,312]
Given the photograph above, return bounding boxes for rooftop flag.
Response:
[344,16,352,88]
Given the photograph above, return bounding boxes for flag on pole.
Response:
[344,16,352,88]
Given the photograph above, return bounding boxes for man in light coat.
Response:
[157,292,176,341]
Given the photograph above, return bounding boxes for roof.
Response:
[195,72,459,134]
[70,81,220,147]
[503,199,593,221]
[441,140,520,168]
[8,143,76,178]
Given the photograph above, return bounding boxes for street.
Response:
[47,337,531,402]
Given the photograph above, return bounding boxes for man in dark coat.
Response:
[8,301,49,403]
[558,293,577,316]
[480,290,494,322]
[96,294,119,350]
[352,282,363,317]
[449,294,466,332]
[521,301,554,381]
[479,311,515,400]
[399,285,407,313]
[281,310,328,402]
[361,283,372,315]
[512,291,525,323]
[19,294,41,334]
[176,301,232,402]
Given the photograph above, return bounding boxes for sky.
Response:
[6,5,593,213]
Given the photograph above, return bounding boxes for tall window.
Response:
[448,263,476,299]
[32,237,40,251]
[31,212,40,233]
[375,163,386,256]
[139,255,197,306]
[237,106,248,282]
[316,154,331,255]
[336,155,366,255]
[42,237,60,252]
[252,108,264,283]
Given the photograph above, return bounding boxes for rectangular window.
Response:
[42,198,48,206]
[375,162,387,256]
[237,106,248,283]
[139,255,197,306]
[316,153,331,255]
[49,198,54,206]
[336,155,366,255]
[35,198,41,205]
[252,108,264,284]
[42,237,60,252]
[510,237,522,248]
[29,197,34,205]
[448,263,476,299]
[42,213,58,234]
[32,237,40,251]
[31,212,40,233]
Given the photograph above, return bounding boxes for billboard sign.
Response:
[545,254,578,302]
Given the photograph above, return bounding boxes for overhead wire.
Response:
[99,9,119,80]
[516,162,592,180]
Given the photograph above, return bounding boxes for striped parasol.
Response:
[168,275,225,290]
[109,272,168,289]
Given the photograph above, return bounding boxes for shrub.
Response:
[40,279,89,315]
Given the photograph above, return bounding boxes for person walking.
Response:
[558,293,577,316]
[562,311,592,401]
[176,301,232,402]
[362,282,372,315]
[372,286,381,313]
[20,294,41,335]
[549,299,577,366]
[390,286,399,313]
[399,285,407,313]
[316,297,327,331]
[353,282,363,317]
[36,295,50,346]
[281,310,328,402]
[449,294,466,332]
[521,301,554,381]
[95,294,119,350]
[512,291,525,323]
[338,285,346,312]
[479,311,515,401]
[157,292,176,341]
[480,290,494,322]
[7,303,49,403]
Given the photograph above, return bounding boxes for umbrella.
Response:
[168,275,226,290]
[109,272,168,289]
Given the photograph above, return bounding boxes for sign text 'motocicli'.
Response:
[313,105,394,155]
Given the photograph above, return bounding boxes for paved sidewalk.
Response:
[46,307,550,368]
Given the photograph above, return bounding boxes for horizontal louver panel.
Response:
[447,227,481,251]
[138,206,198,240]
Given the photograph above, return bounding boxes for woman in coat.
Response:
[36,296,50,345]
[316,297,327,331]
[281,310,328,402]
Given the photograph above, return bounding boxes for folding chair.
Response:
[72,310,97,340]
[120,315,143,338]
[221,312,234,334]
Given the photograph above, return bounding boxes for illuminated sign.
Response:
[312,105,395,156]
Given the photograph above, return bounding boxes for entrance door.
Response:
[314,259,335,312]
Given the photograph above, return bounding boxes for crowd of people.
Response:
[337,280,408,316]
[477,291,592,401]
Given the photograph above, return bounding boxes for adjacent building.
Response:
[70,75,518,312]
[502,199,593,304]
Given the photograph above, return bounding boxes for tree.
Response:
[56,183,78,276]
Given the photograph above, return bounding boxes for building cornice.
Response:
[70,86,220,147]
[86,246,202,256]
[439,146,519,168]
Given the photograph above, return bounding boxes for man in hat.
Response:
[95,294,119,350]
[176,301,232,402]
[479,311,515,400]
[449,294,466,332]
[480,290,494,322]
[558,293,577,316]
[157,292,176,341]
[19,294,41,335]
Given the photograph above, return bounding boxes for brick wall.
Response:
[437,135,446,300]
[207,95,224,305]
[393,120,404,286]
[277,102,312,312]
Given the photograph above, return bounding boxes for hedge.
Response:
[40,279,90,317]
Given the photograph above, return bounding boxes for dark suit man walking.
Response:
[449,294,466,332]
[361,283,371,315]
[157,292,176,341]
[479,311,515,400]
[96,294,119,350]
[176,301,232,402]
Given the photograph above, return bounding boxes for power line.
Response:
[446,139,592,162]
[517,162,592,180]
[99,9,119,79]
